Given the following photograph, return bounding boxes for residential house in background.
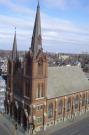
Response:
[0,76,6,113]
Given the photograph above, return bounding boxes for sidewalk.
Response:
[0,114,28,135]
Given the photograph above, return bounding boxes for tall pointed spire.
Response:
[12,28,18,61]
[31,0,42,57]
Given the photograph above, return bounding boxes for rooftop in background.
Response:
[0,76,6,88]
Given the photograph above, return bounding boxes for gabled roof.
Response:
[47,66,89,99]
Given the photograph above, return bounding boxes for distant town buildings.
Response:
[0,51,89,75]
[0,57,8,74]
[0,76,6,113]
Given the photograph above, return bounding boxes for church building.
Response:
[5,1,89,133]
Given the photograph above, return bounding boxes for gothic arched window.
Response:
[82,93,85,106]
[58,99,63,115]
[25,80,30,97]
[38,59,43,75]
[41,83,44,97]
[48,103,53,118]
[36,83,40,98]
[66,97,71,112]
[88,93,89,104]
[36,83,44,98]
[74,95,78,109]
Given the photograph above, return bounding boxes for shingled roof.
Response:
[47,66,89,99]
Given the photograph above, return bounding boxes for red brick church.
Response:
[5,1,89,133]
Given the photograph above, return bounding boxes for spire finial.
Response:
[12,27,17,60]
[15,27,16,33]
[31,0,42,57]
[37,0,40,8]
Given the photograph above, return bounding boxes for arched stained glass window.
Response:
[66,97,71,112]
[48,103,53,118]
[25,80,30,97]
[88,93,89,104]
[74,95,78,109]
[36,83,44,98]
[41,83,44,97]
[38,60,43,75]
[82,93,85,106]
[36,83,40,98]
[58,99,63,115]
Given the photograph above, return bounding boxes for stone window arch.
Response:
[66,97,71,112]
[38,59,43,75]
[41,83,44,97]
[26,57,31,75]
[25,80,31,97]
[36,83,40,98]
[88,92,89,104]
[58,99,63,115]
[74,95,79,109]
[82,93,85,106]
[36,83,44,98]
[48,103,53,118]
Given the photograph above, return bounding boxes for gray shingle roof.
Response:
[47,66,89,99]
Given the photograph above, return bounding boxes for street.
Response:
[0,121,10,135]
[0,114,89,135]
[51,116,89,135]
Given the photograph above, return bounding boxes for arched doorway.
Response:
[10,103,13,117]
[6,102,9,114]
[18,107,21,125]
[14,104,18,121]
[23,111,27,130]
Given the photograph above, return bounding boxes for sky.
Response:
[0,0,89,53]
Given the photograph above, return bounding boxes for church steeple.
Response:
[12,28,18,61]
[31,0,42,57]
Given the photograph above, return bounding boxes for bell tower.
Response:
[23,1,48,128]
[31,1,48,102]
[24,1,48,103]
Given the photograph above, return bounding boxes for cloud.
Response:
[0,0,34,15]
[0,11,89,52]
[44,0,77,9]
[44,0,89,10]
[0,0,89,53]
[0,14,34,29]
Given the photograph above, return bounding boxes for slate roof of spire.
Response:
[12,30,18,61]
[31,1,42,57]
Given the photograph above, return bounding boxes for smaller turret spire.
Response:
[12,28,18,61]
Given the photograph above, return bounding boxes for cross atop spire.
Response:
[12,28,18,61]
[15,27,16,32]
[31,0,42,57]
[37,0,40,8]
